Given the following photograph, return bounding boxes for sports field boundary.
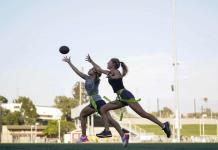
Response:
[0,143,218,150]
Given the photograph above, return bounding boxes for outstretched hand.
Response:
[62,56,71,63]
[85,54,92,63]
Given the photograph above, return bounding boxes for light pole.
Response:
[216,119,218,136]
[202,115,205,137]
[31,125,34,143]
[201,114,207,142]
[172,0,181,142]
[200,118,201,136]
[58,119,61,143]
[79,81,82,105]
[91,115,94,135]
[200,114,207,137]
[0,101,2,143]
[79,67,84,106]
[157,98,161,118]
[35,123,39,143]
[194,99,196,118]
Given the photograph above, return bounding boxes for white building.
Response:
[1,103,62,121]
[1,103,22,112]
[36,106,62,120]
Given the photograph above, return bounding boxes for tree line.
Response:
[1,82,217,139]
[0,81,88,139]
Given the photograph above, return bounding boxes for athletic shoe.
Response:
[122,133,129,147]
[163,122,171,138]
[96,130,112,138]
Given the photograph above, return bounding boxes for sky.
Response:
[0,0,218,114]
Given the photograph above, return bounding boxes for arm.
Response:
[85,54,109,75]
[63,56,88,79]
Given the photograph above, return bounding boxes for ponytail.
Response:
[120,61,128,77]
[111,58,128,77]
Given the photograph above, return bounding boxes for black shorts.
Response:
[118,89,135,106]
[89,100,106,114]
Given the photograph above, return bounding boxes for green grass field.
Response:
[137,124,217,136]
[0,143,218,150]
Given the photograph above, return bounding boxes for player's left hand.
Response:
[63,56,71,63]
[85,54,92,63]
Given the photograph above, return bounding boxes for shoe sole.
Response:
[96,135,112,138]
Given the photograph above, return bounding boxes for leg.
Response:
[100,101,123,131]
[80,105,96,136]
[106,112,124,137]
[128,102,164,128]
[107,112,129,147]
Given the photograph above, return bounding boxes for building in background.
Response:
[1,104,63,143]
[1,103,62,121]
[1,125,46,143]
[36,106,62,121]
[1,103,22,112]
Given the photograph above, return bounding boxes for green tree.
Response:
[72,81,89,104]
[54,96,79,120]
[2,109,24,125]
[152,107,174,118]
[204,108,213,118]
[160,107,173,118]
[61,120,76,135]
[43,120,75,138]
[43,120,58,138]
[0,96,8,103]
[187,112,202,118]
[15,96,37,125]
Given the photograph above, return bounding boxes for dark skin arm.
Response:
[85,54,109,75]
[86,54,123,79]
[63,56,88,79]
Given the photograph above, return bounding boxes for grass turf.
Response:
[136,124,217,136]
[0,143,218,150]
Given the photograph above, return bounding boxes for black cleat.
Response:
[163,122,171,138]
[96,130,112,138]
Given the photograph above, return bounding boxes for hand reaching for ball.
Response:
[85,54,92,63]
[63,56,71,63]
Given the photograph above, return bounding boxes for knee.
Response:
[100,106,108,114]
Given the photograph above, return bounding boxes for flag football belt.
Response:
[103,89,141,121]
[89,93,99,113]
